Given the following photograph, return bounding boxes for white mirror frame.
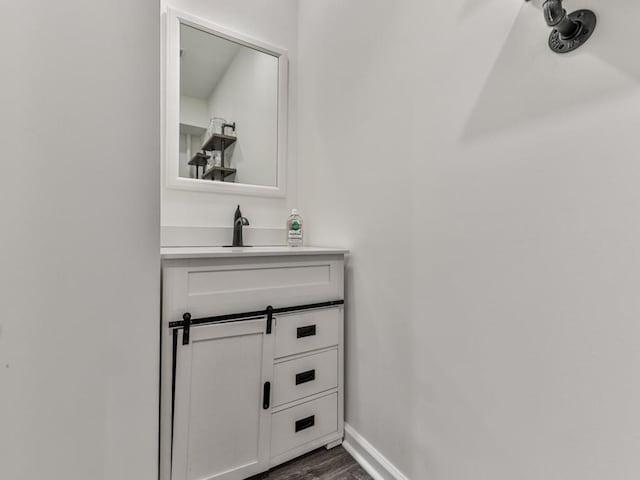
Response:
[165,7,288,198]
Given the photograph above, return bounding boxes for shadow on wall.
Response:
[459,0,506,20]
[462,0,640,142]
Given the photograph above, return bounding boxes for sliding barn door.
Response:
[171,318,273,480]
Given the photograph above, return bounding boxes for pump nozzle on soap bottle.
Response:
[286,209,303,247]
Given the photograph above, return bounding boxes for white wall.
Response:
[162,0,298,231]
[180,95,209,128]
[298,1,640,479]
[0,1,160,479]
[208,48,279,187]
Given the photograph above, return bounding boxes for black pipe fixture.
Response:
[527,0,596,53]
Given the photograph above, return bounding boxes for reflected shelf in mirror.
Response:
[202,166,237,182]
[188,152,210,166]
[201,132,236,153]
[188,151,211,180]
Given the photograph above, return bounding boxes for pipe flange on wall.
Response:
[548,9,596,53]
[526,0,597,54]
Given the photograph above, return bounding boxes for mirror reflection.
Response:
[179,24,279,187]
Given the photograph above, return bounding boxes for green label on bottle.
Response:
[291,220,301,231]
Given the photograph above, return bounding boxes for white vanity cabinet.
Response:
[160,247,347,480]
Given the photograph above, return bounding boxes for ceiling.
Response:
[180,24,241,100]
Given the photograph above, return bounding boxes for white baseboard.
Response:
[343,424,410,480]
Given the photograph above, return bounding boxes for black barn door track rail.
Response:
[170,300,344,345]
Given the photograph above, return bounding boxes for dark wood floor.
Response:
[251,446,372,480]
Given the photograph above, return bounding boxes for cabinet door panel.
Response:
[171,319,273,480]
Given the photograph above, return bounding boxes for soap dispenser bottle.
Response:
[286,209,303,247]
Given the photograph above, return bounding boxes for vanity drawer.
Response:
[273,349,338,407]
[274,308,340,358]
[270,393,338,458]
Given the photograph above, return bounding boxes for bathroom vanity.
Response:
[160,8,342,479]
[160,247,347,480]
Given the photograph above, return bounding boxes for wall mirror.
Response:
[165,8,288,197]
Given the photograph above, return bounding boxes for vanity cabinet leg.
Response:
[325,438,343,450]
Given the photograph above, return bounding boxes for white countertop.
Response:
[161,246,349,259]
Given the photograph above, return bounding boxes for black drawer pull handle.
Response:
[295,369,316,385]
[297,325,317,338]
[263,382,271,410]
[295,415,315,432]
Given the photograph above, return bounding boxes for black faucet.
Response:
[232,205,250,247]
